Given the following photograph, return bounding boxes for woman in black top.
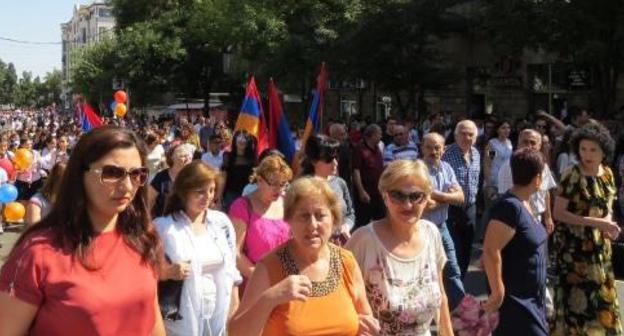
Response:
[220,131,255,212]
[483,148,549,336]
[148,144,193,217]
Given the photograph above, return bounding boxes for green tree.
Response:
[0,60,18,105]
[484,0,624,115]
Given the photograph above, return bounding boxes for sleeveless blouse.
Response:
[261,243,360,336]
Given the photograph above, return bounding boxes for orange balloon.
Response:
[14,148,33,170]
[114,90,127,103]
[4,202,25,221]
[115,103,127,118]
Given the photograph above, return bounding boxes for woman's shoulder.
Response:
[4,229,58,264]
[347,223,375,248]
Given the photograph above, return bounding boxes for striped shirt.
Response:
[383,141,419,165]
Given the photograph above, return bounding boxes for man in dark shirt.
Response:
[353,123,385,228]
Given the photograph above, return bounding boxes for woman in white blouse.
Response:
[346,159,453,336]
[154,161,241,336]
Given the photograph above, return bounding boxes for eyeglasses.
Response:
[388,190,426,204]
[261,175,289,189]
[535,124,547,129]
[320,153,338,163]
[89,165,149,186]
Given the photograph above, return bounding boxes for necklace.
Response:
[277,243,342,297]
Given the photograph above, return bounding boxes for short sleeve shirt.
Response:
[423,161,459,225]
[441,144,480,205]
[0,229,158,335]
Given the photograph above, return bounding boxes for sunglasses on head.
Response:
[90,165,149,186]
[388,190,426,204]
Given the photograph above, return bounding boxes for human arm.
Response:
[482,143,493,187]
[0,292,38,336]
[351,259,380,336]
[353,169,370,203]
[340,178,356,232]
[482,219,516,312]
[147,185,159,211]
[553,196,620,238]
[228,263,312,336]
[536,110,566,135]
[228,286,240,319]
[231,218,256,278]
[437,270,454,336]
[543,192,554,234]
[151,294,166,336]
[430,184,464,206]
[24,202,41,228]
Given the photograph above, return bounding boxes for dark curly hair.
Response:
[571,122,615,164]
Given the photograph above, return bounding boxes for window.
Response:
[98,8,112,18]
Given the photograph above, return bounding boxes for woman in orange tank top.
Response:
[229,177,379,336]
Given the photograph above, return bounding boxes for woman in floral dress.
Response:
[552,123,622,335]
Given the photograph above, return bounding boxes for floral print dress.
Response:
[552,164,622,335]
[346,220,446,336]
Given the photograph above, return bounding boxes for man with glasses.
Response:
[421,132,466,311]
[382,124,419,166]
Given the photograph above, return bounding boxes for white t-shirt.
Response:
[347,221,446,336]
[497,161,557,217]
[146,144,165,178]
[201,151,224,170]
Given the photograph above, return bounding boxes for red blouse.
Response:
[0,228,158,335]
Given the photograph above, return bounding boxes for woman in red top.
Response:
[0,126,165,336]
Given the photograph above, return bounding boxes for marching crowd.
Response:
[0,105,623,335]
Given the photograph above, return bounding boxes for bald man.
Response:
[421,132,466,310]
[497,129,557,234]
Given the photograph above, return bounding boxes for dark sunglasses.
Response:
[388,190,426,204]
[90,165,149,186]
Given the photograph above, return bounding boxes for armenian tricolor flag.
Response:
[301,62,327,148]
[78,100,103,132]
[235,76,268,156]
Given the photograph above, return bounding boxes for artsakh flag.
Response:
[79,101,103,132]
[301,62,327,149]
[235,76,268,157]
[268,79,296,163]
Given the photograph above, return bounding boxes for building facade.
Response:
[60,2,115,108]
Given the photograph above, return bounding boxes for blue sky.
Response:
[0,0,91,78]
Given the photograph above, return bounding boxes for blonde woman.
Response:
[228,155,292,280]
[229,177,379,335]
[346,159,453,335]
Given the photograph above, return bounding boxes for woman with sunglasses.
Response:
[154,161,241,336]
[148,144,194,217]
[302,134,355,244]
[220,130,256,212]
[0,126,164,335]
[346,159,454,336]
[228,155,292,284]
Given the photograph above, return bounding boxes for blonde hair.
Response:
[284,176,342,229]
[378,159,432,195]
[250,155,293,183]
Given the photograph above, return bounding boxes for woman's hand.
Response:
[357,314,380,336]
[591,217,621,240]
[170,261,191,280]
[266,275,312,305]
[483,290,504,313]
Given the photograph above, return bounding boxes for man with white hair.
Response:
[442,120,481,278]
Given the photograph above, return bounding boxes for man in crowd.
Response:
[201,134,225,170]
[497,128,557,233]
[329,122,353,193]
[353,123,385,228]
[381,116,397,146]
[421,132,466,311]
[382,124,419,165]
[442,120,481,279]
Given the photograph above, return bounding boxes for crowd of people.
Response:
[0,104,623,335]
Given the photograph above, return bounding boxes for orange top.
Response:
[261,243,360,336]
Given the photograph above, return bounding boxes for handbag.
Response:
[158,254,184,321]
